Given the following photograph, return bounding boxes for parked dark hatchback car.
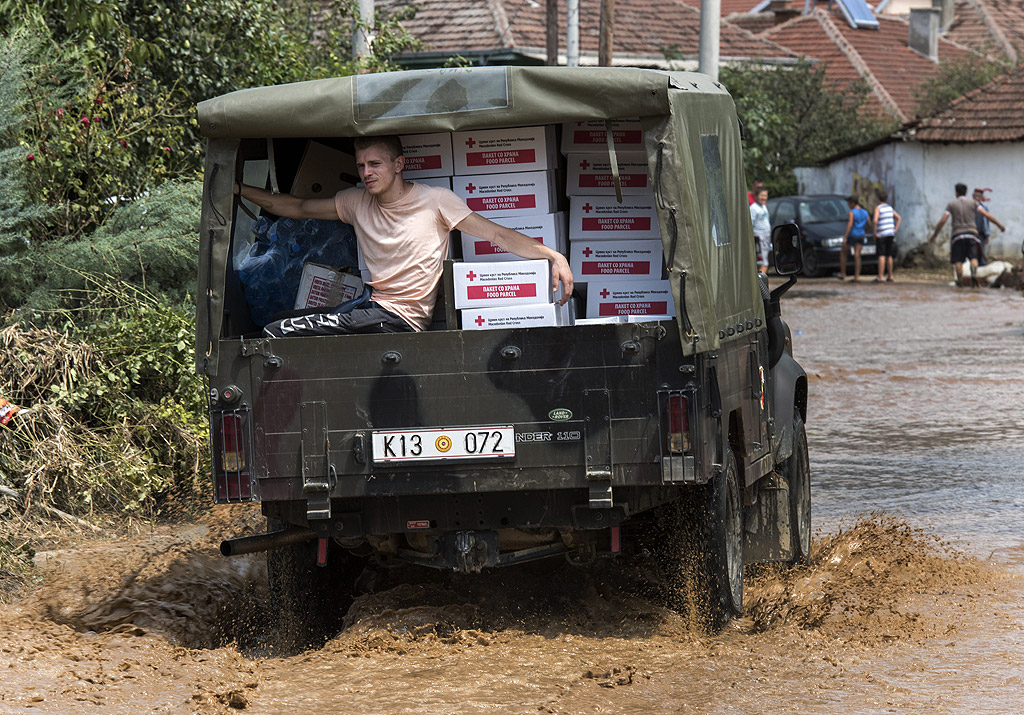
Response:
[766,194,879,277]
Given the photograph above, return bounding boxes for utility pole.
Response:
[599,0,615,66]
[567,0,579,66]
[546,0,559,65]
[698,0,720,80]
[354,0,375,60]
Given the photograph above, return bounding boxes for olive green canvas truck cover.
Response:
[195,66,763,375]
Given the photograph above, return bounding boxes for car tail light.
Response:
[214,412,251,501]
[666,394,690,454]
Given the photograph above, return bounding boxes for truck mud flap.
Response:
[583,388,612,509]
[300,401,334,521]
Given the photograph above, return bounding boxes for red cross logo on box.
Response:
[466,270,477,281]
[465,137,476,148]
[582,246,593,257]
[475,315,485,326]
[582,203,593,213]
[465,183,476,193]
[580,160,590,170]
[600,288,611,299]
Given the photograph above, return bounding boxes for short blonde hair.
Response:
[353,136,404,161]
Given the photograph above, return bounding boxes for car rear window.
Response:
[799,199,847,223]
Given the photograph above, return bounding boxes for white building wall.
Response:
[795,141,1023,260]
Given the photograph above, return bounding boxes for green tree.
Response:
[0,27,54,308]
[914,53,1006,119]
[719,61,897,196]
[0,1,420,246]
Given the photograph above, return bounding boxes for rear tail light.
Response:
[214,411,252,501]
[666,394,690,454]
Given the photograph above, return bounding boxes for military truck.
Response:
[197,67,809,632]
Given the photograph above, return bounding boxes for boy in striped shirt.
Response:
[872,189,901,283]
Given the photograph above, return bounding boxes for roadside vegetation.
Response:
[0,0,418,596]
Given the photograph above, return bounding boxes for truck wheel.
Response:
[677,448,744,631]
[704,447,744,626]
[267,519,364,650]
[785,416,812,564]
[632,451,743,630]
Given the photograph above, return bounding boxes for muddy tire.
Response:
[785,416,812,564]
[692,447,744,629]
[267,519,365,650]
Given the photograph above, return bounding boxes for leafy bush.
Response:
[17,180,202,312]
[0,18,192,248]
[0,279,208,521]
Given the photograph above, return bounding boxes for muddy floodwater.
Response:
[2,276,1023,714]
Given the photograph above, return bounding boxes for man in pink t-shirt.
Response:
[238,136,573,335]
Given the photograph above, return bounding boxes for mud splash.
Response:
[746,513,991,642]
[0,507,1016,714]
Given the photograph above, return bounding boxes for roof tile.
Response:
[916,68,1024,141]
[761,10,973,120]
[377,0,796,62]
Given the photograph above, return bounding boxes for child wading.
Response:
[840,196,871,282]
[872,190,901,283]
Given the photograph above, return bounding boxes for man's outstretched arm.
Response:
[236,183,340,221]
[928,214,948,243]
[977,207,1005,232]
[456,213,574,304]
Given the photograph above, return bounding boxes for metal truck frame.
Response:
[195,67,809,631]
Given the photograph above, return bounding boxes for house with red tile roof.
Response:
[887,0,1023,64]
[375,0,797,68]
[757,5,978,122]
[794,69,1024,260]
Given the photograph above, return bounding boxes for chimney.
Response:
[769,0,801,25]
[909,8,940,62]
[932,0,954,33]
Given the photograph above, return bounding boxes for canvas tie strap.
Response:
[267,138,281,195]
[604,120,623,204]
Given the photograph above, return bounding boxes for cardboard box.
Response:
[453,260,560,309]
[412,176,452,190]
[291,141,358,199]
[460,212,566,262]
[624,314,675,323]
[561,120,645,154]
[361,176,451,190]
[575,316,625,325]
[585,280,675,318]
[453,126,558,175]
[569,239,663,281]
[453,171,557,217]
[461,303,565,331]
[399,132,454,178]
[569,195,661,240]
[558,297,576,327]
[566,152,652,196]
[294,263,364,310]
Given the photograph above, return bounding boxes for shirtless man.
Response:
[928,183,1004,287]
[237,136,573,336]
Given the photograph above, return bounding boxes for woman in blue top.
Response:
[840,195,871,282]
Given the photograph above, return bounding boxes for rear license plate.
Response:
[371,426,515,464]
